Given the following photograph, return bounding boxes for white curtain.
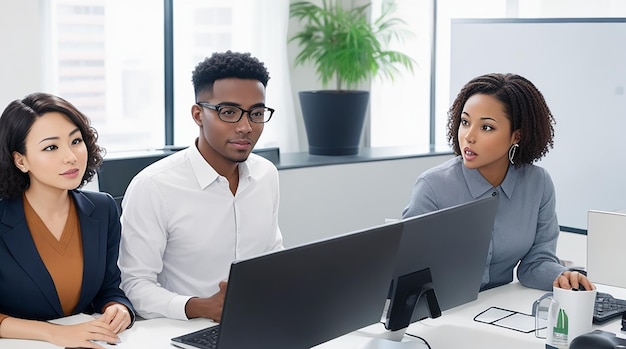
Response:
[249,0,300,152]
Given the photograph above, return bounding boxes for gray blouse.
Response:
[402,156,566,291]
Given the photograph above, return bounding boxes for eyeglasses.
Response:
[197,102,274,123]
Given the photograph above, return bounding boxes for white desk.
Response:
[3,281,625,349]
[2,232,621,348]
[324,281,626,349]
[402,282,626,349]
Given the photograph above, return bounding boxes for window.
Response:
[39,0,626,155]
[172,0,298,152]
[44,0,297,153]
[45,0,165,153]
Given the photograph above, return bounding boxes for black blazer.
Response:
[0,190,134,321]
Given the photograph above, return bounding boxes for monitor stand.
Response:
[359,328,429,349]
[385,268,442,331]
[360,268,442,349]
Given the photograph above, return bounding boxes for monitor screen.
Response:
[385,196,499,331]
[172,220,404,349]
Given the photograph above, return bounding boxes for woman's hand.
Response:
[553,270,595,290]
[47,319,119,349]
[98,303,132,333]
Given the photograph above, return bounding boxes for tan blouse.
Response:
[0,195,83,328]
[24,195,84,316]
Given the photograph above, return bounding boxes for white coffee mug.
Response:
[545,286,596,348]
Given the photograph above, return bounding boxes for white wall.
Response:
[0,0,44,107]
[278,154,453,247]
[450,19,626,230]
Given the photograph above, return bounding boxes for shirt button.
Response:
[492,191,497,197]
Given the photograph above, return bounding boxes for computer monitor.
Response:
[384,196,499,332]
[172,220,404,349]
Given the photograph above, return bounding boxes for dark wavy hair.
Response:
[446,73,556,167]
[0,92,104,199]
[191,50,271,98]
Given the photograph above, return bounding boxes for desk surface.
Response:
[2,232,621,349]
[3,281,625,349]
[406,282,626,349]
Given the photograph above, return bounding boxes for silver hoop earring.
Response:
[508,144,519,165]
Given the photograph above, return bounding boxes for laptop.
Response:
[587,209,626,288]
[385,196,499,330]
[171,220,404,349]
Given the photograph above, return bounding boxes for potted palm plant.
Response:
[289,0,415,155]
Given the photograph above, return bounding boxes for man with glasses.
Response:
[118,51,283,321]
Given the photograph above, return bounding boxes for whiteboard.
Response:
[450,18,626,231]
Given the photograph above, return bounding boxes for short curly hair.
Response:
[447,73,555,167]
[0,92,104,199]
[191,50,271,98]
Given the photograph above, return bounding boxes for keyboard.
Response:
[593,292,626,324]
[171,325,221,349]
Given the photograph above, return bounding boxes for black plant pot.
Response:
[298,90,369,156]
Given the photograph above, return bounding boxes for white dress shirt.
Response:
[119,145,283,320]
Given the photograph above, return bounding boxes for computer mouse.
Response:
[569,330,626,349]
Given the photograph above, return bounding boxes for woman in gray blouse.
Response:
[402,73,592,292]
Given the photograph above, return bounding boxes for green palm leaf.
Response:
[289,0,415,90]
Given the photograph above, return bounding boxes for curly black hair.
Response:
[446,73,555,167]
[0,92,104,199]
[191,50,271,98]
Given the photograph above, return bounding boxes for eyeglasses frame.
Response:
[196,102,274,124]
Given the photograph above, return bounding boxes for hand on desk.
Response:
[185,280,228,322]
[554,270,595,291]
[47,318,121,349]
[99,303,132,334]
[0,313,121,349]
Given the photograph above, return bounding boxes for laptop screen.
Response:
[175,220,404,349]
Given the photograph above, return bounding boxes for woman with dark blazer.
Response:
[0,93,134,348]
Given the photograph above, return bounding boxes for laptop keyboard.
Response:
[172,325,221,349]
[594,292,626,324]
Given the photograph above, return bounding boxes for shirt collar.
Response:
[187,143,252,189]
[461,163,519,199]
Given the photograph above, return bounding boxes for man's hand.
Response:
[185,281,228,321]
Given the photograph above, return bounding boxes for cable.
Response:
[376,321,432,349]
[404,332,432,349]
